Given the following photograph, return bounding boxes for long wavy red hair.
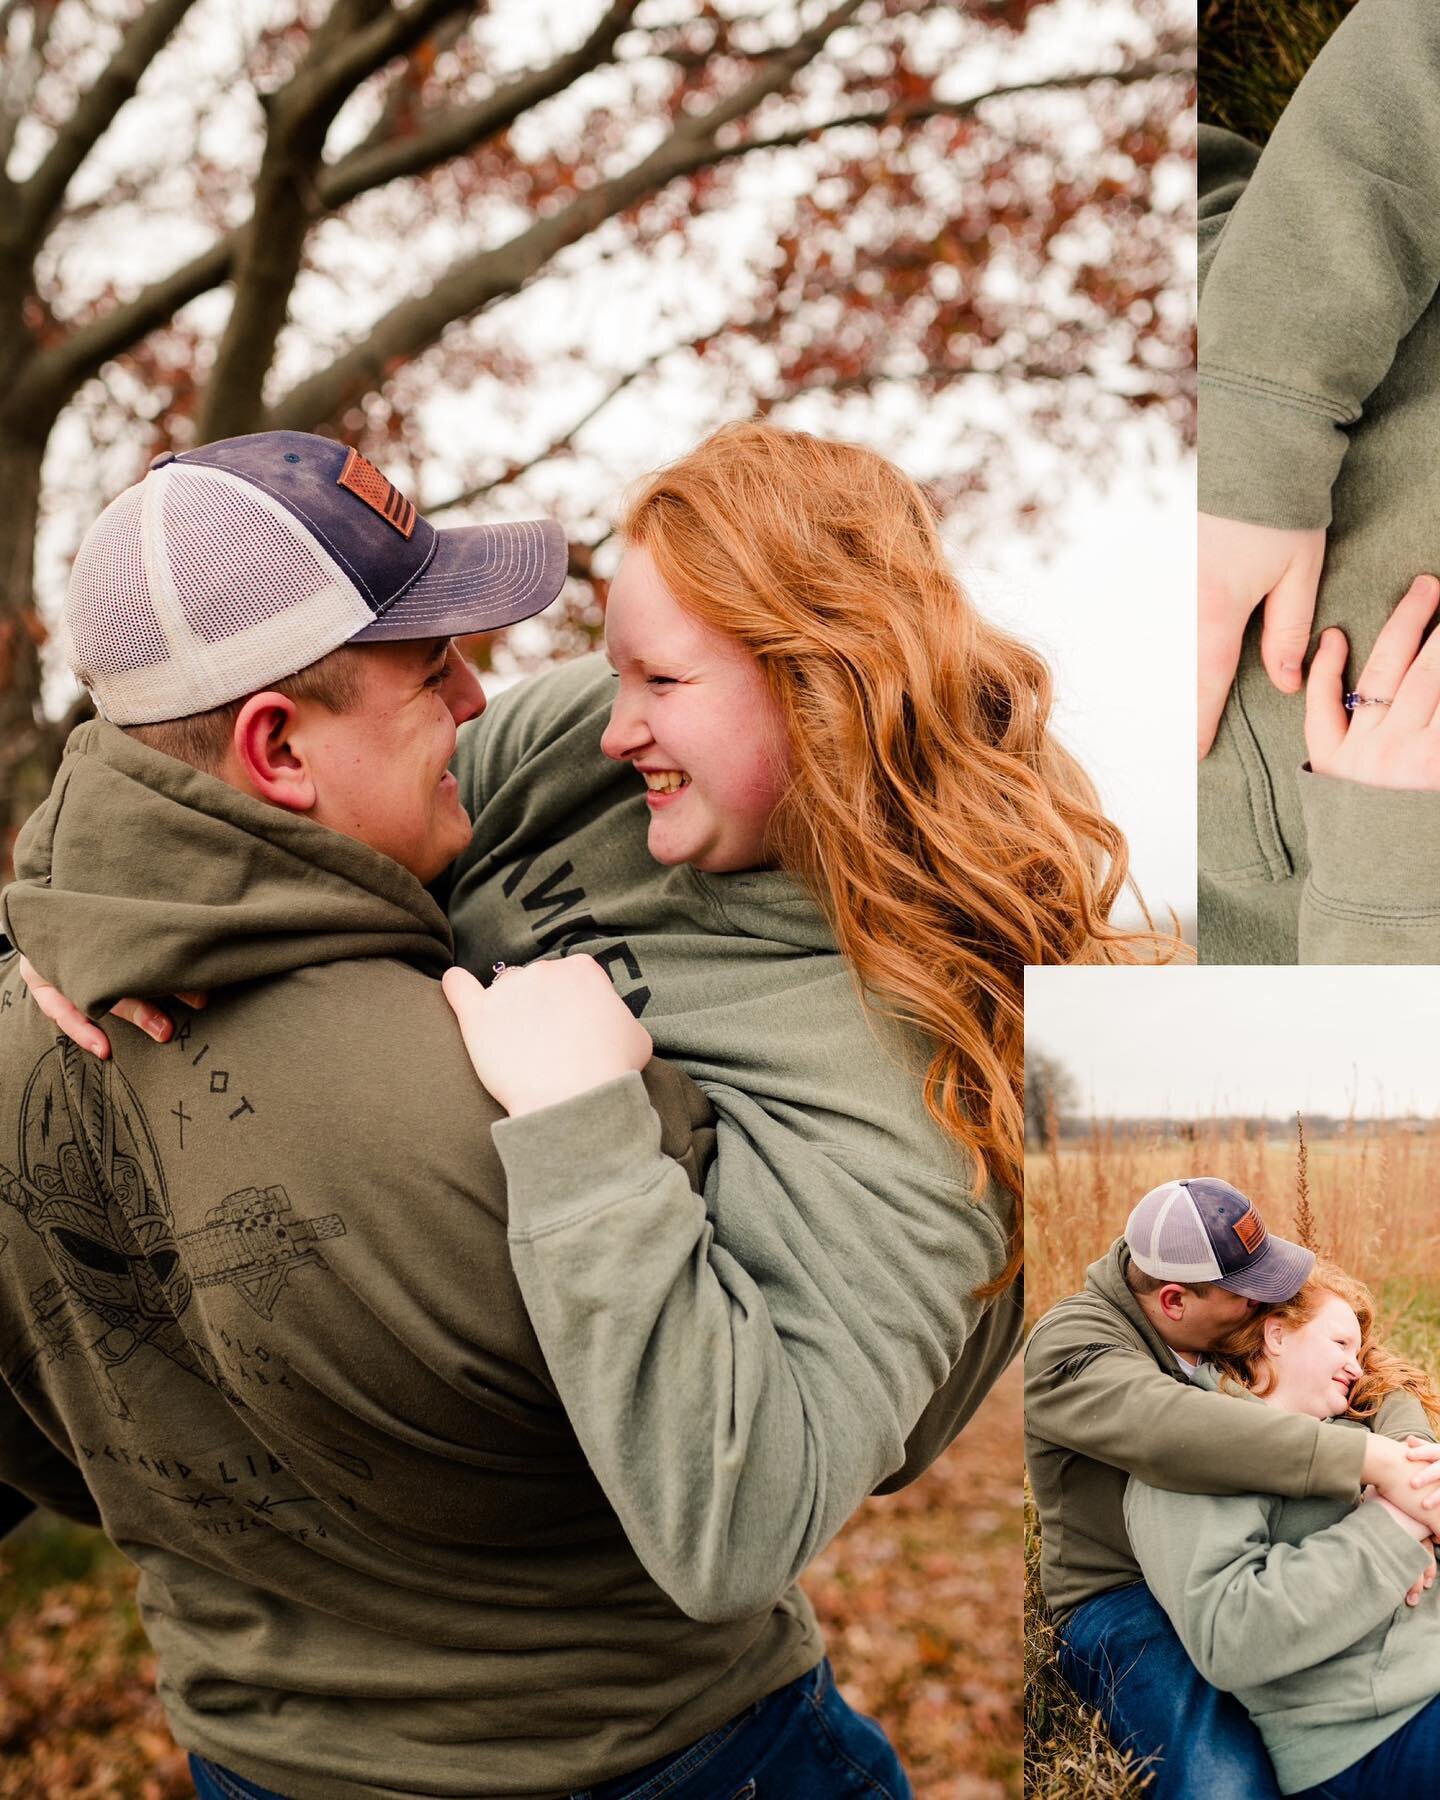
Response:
[620,422,1186,1287]
[1211,1262,1440,1426]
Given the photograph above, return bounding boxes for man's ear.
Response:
[229,692,318,814]
[1156,1282,1188,1323]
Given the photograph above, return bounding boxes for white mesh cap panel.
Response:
[1126,1182,1223,1283]
[67,465,375,725]
[1153,1188,1222,1279]
[66,482,168,677]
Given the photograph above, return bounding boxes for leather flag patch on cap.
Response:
[1232,1206,1265,1255]
[337,446,417,539]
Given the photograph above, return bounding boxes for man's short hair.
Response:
[123,644,368,773]
[1124,1263,1215,1301]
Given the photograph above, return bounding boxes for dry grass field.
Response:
[1026,1118,1440,1327]
[1024,1116,1440,1797]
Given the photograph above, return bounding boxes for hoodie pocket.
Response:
[1199,682,1293,883]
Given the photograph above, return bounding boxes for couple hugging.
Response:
[1026,1177,1440,1798]
[0,416,1158,1799]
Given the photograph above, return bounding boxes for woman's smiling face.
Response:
[600,547,791,873]
[1262,1293,1364,1419]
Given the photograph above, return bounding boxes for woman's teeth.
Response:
[642,770,690,792]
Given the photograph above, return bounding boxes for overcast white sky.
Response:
[971,452,1194,925]
[1027,966,1440,1119]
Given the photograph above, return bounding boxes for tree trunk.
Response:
[0,423,70,884]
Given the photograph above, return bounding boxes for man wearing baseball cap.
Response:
[0,434,823,1798]
[1026,1176,1440,1800]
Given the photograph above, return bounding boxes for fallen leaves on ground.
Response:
[804,1359,1023,1799]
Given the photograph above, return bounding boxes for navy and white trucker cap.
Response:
[63,431,569,725]
[1124,1177,1315,1302]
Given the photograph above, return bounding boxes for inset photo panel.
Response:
[1200,1,1440,964]
[1025,963,1440,1797]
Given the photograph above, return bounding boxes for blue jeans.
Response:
[1293,1692,1440,1796]
[1056,1581,1281,1800]
[188,1659,913,1800]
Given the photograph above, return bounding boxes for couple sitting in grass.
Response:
[1025,1177,1440,1797]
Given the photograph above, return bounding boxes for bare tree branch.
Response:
[344,11,471,162]
[686,0,864,138]
[14,0,644,424]
[197,0,468,440]
[12,0,201,255]
[322,0,643,209]
[786,360,1183,400]
[293,0,473,122]
[265,0,871,430]
[425,333,706,514]
[10,29,1188,429]
[8,236,231,422]
[702,52,1196,163]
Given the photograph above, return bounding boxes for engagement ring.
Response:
[1343,692,1393,711]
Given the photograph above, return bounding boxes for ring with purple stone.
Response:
[1343,692,1392,711]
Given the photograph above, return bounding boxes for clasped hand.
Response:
[1200,513,1440,788]
[441,956,652,1117]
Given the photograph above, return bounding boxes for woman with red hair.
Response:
[1126,1263,1440,1795]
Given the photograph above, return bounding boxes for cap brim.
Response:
[351,518,567,641]
[1215,1233,1315,1302]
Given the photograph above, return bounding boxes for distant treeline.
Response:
[1045,1116,1434,1143]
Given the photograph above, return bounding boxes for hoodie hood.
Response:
[1083,1237,1191,1374]
[3,721,453,1017]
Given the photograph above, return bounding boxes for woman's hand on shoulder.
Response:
[18,955,207,1057]
[1198,513,1326,759]
[442,955,652,1117]
[1306,576,1440,789]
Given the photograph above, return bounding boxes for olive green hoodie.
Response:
[1024,1241,1431,1621]
[445,653,1023,1622]
[1127,1368,1440,1794]
[1198,0,1440,963]
[0,723,821,1800]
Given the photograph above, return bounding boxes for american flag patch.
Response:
[337,447,417,538]
[1232,1206,1265,1254]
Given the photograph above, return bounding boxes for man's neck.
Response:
[1134,1292,1204,1363]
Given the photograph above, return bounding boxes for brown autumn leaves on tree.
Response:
[0,0,1196,873]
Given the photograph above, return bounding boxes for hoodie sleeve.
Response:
[1199,0,1440,529]
[1023,1310,1366,1501]
[1124,1479,1428,1689]
[494,1071,1017,1624]
[1373,1388,1437,1444]
[0,1389,102,1532]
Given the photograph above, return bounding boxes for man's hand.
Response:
[1306,576,1440,788]
[1198,514,1327,760]
[442,956,653,1118]
[17,955,206,1056]
[1363,1433,1440,1531]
